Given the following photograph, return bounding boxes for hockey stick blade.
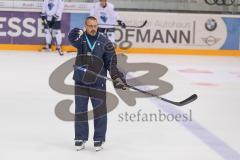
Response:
[141,20,148,28]
[133,20,147,28]
[124,20,147,28]
[127,84,197,106]
[161,94,198,106]
[57,48,64,56]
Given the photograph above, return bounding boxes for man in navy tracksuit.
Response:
[68,16,126,151]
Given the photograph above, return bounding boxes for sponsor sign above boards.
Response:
[0,1,93,11]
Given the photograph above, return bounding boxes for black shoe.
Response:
[94,141,104,152]
[56,45,62,52]
[40,44,51,52]
[75,140,86,151]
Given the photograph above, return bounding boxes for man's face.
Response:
[85,19,98,36]
[100,0,107,8]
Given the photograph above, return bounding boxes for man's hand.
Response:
[113,77,127,90]
[40,13,47,21]
[40,13,48,28]
[117,20,126,29]
[52,14,59,23]
[68,28,84,42]
[73,28,84,41]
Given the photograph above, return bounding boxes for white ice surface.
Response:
[0,51,240,160]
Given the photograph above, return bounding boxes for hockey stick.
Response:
[43,19,64,56]
[73,65,198,107]
[99,20,147,28]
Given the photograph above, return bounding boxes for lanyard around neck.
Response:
[85,34,98,52]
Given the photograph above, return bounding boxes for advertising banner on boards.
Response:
[1,10,240,51]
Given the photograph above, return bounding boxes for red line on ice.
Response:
[193,82,218,87]
[178,68,213,74]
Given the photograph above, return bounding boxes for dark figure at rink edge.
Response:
[68,16,126,152]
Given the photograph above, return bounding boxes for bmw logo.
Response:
[205,18,217,32]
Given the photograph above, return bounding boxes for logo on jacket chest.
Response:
[100,12,108,23]
[48,3,55,10]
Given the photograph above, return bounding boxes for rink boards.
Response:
[1,9,240,56]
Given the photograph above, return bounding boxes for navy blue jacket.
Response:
[68,28,123,87]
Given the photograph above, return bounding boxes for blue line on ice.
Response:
[152,99,240,160]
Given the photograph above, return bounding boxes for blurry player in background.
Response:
[40,0,64,52]
[90,0,126,44]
